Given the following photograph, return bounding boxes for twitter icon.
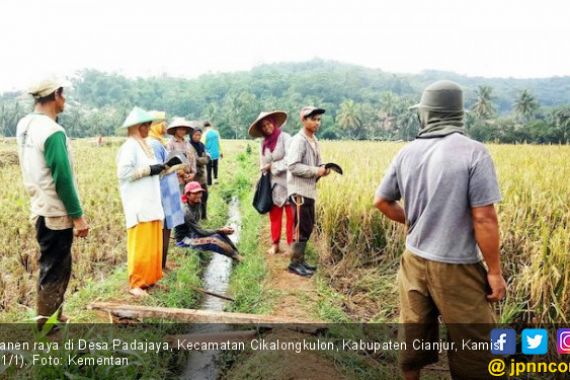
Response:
[522,329,548,355]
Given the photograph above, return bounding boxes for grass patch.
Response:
[228,200,271,314]
[222,147,273,314]
[144,248,205,309]
[315,276,351,323]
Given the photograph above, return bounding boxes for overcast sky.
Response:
[1,0,569,92]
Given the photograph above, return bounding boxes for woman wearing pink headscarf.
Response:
[248,111,293,255]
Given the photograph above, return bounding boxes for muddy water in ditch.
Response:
[181,197,241,379]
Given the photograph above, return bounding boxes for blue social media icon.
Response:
[491,329,516,355]
[522,329,548,355]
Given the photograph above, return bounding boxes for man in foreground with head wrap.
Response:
[374,80,506,379]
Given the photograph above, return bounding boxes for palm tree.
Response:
[1,101,24,137]
[471,85,496,120]
[380,91,398,117]
[336,99,362,139]
[395,98,420,141]
[514,89,539,123]
[397,110,419,141]
[551,106,570,143]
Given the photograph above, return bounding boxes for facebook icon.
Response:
[491,328,516,355]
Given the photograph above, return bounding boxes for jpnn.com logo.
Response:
[491,329,516,355]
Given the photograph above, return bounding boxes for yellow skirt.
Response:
[127,221,163,289]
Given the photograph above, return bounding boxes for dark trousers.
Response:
[35,216,73,321]
[201,185,209,220]
[207,159,219,185]
[290,195,315,264]
[190,233,239,259]
[162,227,171,269]
[291,195,315,243]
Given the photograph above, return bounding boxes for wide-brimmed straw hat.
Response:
[166,117,194,135]
[120,107,158,129]
[248,111,287,138]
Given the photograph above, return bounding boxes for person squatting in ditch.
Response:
[174,181,243,262]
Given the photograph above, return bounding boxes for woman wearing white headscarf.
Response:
[116,107,165,297]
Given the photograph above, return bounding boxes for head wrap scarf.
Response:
[261,116,282,154]
[148,111,167,144]
[190,128,206,156]
[416,109,465,139]
[149,121,167,144]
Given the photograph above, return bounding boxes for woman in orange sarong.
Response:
[116,107,165,297]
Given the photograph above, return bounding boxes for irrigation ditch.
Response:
[182,197,240,379]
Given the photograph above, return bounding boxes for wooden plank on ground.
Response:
[89,302,327,333]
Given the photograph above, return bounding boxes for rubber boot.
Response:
[290,242,306,265]
[37,281,66,331]
[288,242,313,277]
[294,242,316,272]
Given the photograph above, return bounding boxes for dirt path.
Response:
[263,236,319,321]
[223,233,349,380]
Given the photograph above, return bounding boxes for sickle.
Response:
[324,162,343,175]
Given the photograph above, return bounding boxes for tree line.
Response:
[1,60,569,144]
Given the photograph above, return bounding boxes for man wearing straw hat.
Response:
[286,106,330,277]
[374,80,506,379]
[16,77,89,327]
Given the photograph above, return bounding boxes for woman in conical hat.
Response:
[147,111,185,271]
[165,117,197,193]
[248,111,294,255]
[116,107,165,297]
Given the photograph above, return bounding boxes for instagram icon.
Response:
[557,329,570,354]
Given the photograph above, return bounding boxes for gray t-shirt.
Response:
[375,133,501,264]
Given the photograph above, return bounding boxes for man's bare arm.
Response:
[472,204,507,302]
[373,195,406,224]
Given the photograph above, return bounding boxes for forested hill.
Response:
[1,59,569,143]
